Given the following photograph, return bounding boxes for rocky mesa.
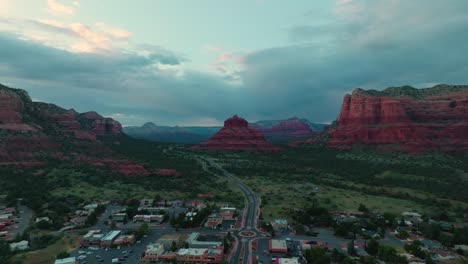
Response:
[250,117,315,139]
[194,115,280,152]
[328,84,468,152]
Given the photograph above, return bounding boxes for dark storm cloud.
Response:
[1,0,468,125]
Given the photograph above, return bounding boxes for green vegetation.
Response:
[207,145,468,221]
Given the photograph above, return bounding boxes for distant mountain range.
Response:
[123,118,326,143]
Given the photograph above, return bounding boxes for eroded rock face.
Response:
[328,85,468,152]
[0,84,146,175]
[195,115,280,152]
[251,118,314,138]
[0,88,26,124]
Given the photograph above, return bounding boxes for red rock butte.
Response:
[194,115,280,152]
[328,84,468,153]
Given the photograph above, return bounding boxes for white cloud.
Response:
[46,0,76,16]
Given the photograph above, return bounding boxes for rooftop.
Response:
[54,257,76,264]
[271,239,287,250]
[102,230,121,241]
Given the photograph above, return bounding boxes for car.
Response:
[98,259,104,262]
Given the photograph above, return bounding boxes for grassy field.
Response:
[238,175,431,221]
[12,234,79,264]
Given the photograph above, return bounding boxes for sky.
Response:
[1,0,468,126]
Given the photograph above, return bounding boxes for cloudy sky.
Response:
[1,0,467,126]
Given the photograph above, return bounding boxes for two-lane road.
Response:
[197,156,262,264]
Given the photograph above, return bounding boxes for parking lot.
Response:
[70,229,161,264]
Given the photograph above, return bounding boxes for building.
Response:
[176,247,223,263]
[143,242,165,261]
[270,239,288,254]
[9,240,29,251]
[54,257,77,264]
[186,233,223,249]
[70,216,87,226]
[101,230,121,247]
[157,233,188,250]
[35,217,52,223]
[220,206,236,212]
[140,199,154,208]
[273,258,299,264]
[205,213,223,229]
[114,234,135,246]
[133,214,164,223]
[84,203,98,211]
[402,212,422,224]
[112,213,127,222]
[80,230,103,246]
[272,219,288,231]
[300,240,328,250]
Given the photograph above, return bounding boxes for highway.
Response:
[197,156,264,264]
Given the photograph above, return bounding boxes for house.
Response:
[402,212,422,224]
[140,199,154,208]
[84,203,99,211]
[101,230,121,247]
[272,219,288,231]
[70,216,87,226]
[35,217,52,223]
[54,257,77,264]
[9,240,29,251]
[270,239,288,254]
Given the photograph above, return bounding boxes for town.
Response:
[1,193,468,264]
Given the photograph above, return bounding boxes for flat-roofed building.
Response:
[186,233,223,249]
[157,233,188,250]
[54,257,77,264]
[101,230,121,247]
[133,214,164,223]
[176,247,223,263]
[270,239,288,253]
[273,257,299,264]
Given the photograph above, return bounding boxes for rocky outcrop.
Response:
[328,84,468,152]
[194,115,280,152]
[250,117,314,139]
[0,83,150,175]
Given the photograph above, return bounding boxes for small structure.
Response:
[9,240,29,251]
[54,257,77,264]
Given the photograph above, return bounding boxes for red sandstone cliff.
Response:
[0,83,149,176]
[194,115,280,152]
[328,84,468,152]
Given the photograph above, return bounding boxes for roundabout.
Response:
[239,231,257,238]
